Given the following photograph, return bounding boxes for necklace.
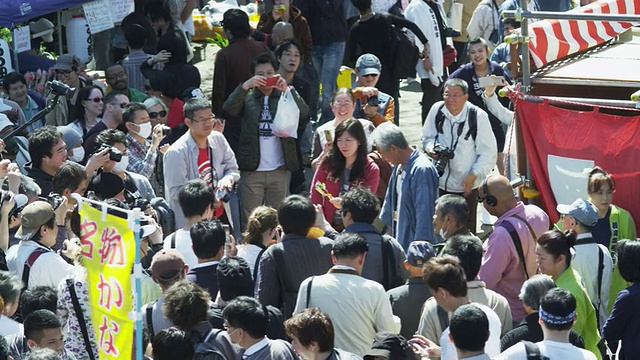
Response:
[359,12,375,21]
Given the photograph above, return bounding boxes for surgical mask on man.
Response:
[133,122,152,139]
[68,147,85,162]
[112,155,129,173]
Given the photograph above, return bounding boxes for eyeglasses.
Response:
[110,102,128,109]
[56,69,73,76]
[190,115,215,125]
[362,73,379,78]
[149,110,167,119]
[90,97,103,103]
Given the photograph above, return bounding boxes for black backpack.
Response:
[193,329,227,360]
[385,15,421,79]
[151,197,176,235]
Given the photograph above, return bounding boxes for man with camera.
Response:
[422,78,497,234]
[351,54,396,126]
[27,126,68,198]
[91,129,156,208]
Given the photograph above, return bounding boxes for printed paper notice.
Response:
[13,27,31,53]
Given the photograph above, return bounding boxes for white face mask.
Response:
[133,122,152,139]
[69,147,85,162]
[113,155,129,173]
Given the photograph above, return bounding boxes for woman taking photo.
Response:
[536,230,602,359]
[311,88,375,170]
[603,239,640,360]
[238,205,280,278]
[310,119,379,230]
[70,85,104,137]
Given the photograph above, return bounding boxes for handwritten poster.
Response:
[13,26,31,53]
[111,0,135,23]
[80,204,135,359]
[82,0,115,34]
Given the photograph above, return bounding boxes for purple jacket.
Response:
[478,202,549,322]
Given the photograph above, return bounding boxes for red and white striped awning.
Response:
[528,0,640,67]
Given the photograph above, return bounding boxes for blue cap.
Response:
[406,241,436,267]
[356,53,381,76]
[556,198,598,227]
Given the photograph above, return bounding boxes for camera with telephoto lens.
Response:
[367,96,379,107]
[161,125,172,136]
[97,144,122,162]
[432,144,455,177]
[48,80,74,97]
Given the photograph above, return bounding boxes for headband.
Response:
[539,306,576,325]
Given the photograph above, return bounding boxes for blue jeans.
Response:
[312,41,346,124]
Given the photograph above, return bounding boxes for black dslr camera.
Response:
[96,144,123,162]
[367,96,379,107]
[432,144,455,177]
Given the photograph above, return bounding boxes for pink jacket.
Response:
[310,157,380,223]
[478,202,550,322]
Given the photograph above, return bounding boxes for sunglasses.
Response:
[89,97,103,103]
[110,102,128,109]
[362,73,379,78]
[149,110,167,119]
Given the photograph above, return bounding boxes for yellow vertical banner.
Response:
[79,204,135,359]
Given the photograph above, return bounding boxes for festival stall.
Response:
[504,0,640,229]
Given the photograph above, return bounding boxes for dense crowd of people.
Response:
[0,0,636,359]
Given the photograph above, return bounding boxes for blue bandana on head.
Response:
[539,306,576,325]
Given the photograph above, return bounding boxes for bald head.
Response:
[479,175,517,216]
[272,22,293,45]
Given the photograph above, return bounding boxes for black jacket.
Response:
[500,312,585,351]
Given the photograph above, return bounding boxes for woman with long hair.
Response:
[311,88,375,170]
[70,85,104,136]
[536,230,602,359]
[310,118,379,229]
[238,205,280,278]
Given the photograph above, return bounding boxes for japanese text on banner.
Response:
[80,204,135,359]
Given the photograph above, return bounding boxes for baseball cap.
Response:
[57,125,83,150]
[364,333,413,360]
[53,54,80,71]
[29,18,55,43]
[356,53,382,76]
[406,241,436,267]
[556,198,598,227]
[16,201,56,240]
[151,249,186,282]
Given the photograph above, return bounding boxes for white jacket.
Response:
[422,101,497,192]
[405,0,445,86]
[573,233,613,332]
[467,0,501,49]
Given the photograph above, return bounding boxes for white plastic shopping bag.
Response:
[272,87,300,139]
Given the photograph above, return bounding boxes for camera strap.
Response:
[207,146,219,189]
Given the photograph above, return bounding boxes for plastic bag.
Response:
[272,87,300,139]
